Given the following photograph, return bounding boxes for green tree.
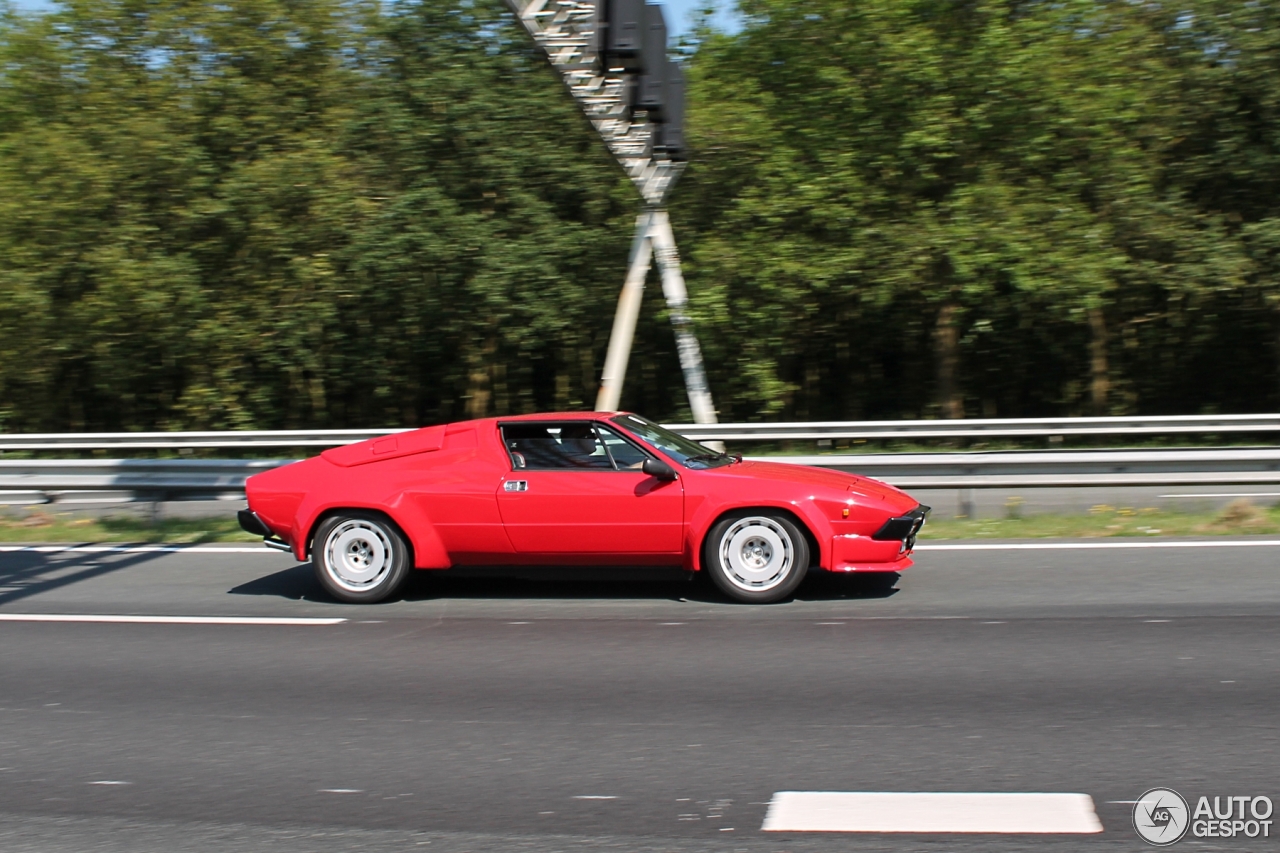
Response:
[675,0,1256,420]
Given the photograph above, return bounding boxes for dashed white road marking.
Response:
[762,792,1103,834]
[0,614,345,626]
[918,540,1280,551]
[573,795,617,800]
[0,545,281,554]
[88,781,130,786]
[319,789,363,794]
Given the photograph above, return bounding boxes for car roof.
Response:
[493,411,627,423]
[430,412,632,432]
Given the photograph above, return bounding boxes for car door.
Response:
[495,422,683,554]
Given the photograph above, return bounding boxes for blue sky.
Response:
[662,0,741,39]
[8,0,740,39]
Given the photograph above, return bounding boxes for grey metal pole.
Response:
[649,209,717,425]
[504,0,716,423]
[596,211,654,412]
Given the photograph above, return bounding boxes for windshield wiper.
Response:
[685,452,730,465]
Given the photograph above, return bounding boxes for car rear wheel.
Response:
[703,513,809,603]
[313,512,411,604]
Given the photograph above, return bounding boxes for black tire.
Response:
[312,511,412,604]
[702,512,810,603]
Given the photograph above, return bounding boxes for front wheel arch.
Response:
[699,510,816,604]
[696,506,819,573]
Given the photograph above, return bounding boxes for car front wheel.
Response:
[703,513,810,603]
[313,512,412,604]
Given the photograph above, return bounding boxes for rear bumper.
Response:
[237,509,270,537]
[238,509,292,552]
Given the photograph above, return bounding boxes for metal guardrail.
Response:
[674,414,1280,441]
[0,430,397,451]
[5,447,1280,503]
[0,459,287,502]
[5,413,1280,450]
[782,448,1280,489]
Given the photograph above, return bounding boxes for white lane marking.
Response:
[319,788,363,794]
[1161,492,1280,498]
[0,614,344,625]
[762,792,1103,834]
[573,795,617,800]
[918,540,1280,551]
[0,545,281,554]
[88,780,130,786]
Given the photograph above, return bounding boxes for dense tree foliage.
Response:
[0,0,634,430]
[677,0,1280,420]
[2,0,1280,430]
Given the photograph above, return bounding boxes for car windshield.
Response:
[610,414,733,469]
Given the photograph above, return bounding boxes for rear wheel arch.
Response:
[310,509,418,604]
[306,507,416,567]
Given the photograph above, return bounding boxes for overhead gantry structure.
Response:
[503,0,717,424]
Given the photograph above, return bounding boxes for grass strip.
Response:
[920,500,1280,539]
[0,512,257,544]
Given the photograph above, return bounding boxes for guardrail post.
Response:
[149,492,165,525]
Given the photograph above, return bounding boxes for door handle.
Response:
[504,480,528,492]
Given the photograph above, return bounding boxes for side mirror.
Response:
[642,458,678,481]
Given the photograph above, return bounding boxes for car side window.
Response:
[595,424,651,469]
[501,423,614,470]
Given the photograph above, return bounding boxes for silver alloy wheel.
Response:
[716,516,795,592]
[323,519,394,593]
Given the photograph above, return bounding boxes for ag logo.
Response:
[1134,788,1190,846]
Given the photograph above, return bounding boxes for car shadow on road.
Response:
[228,563,900,604]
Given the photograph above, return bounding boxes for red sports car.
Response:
[238,412,928,604]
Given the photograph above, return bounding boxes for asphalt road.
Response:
[0,541,1277,852]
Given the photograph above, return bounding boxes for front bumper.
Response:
[829,504,931,572]
[871,504,931,551]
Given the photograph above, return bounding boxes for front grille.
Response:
[873,504,932,548]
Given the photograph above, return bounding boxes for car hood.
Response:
[727,460,917,511]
